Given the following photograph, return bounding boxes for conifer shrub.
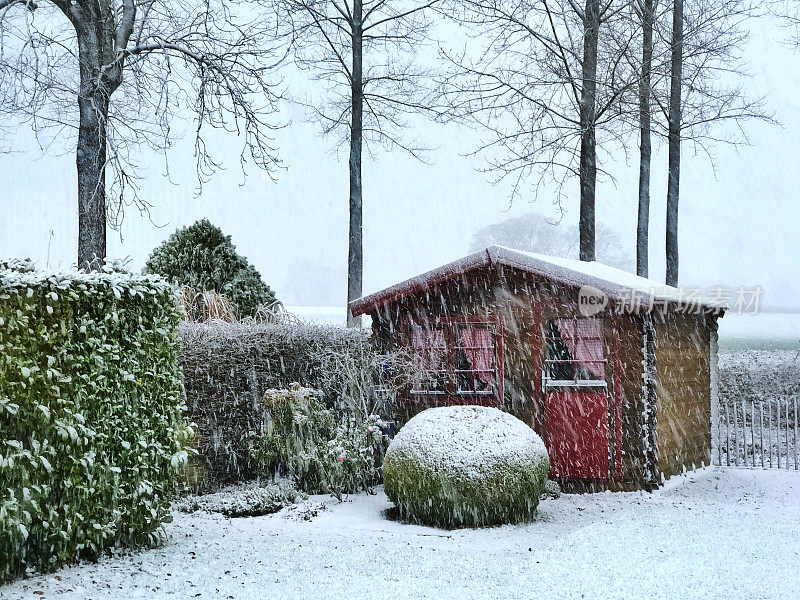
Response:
[144,219,276,317]
[383,406,549,528]
[0,266,188,581]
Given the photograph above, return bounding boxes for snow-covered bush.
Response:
[0,267,187,582]
[542,479,561,500]
[0,258,36,273]
[176,481,307,518]
[383,406,549,528]
[179,322,416,489]
[250,384,387,498]
[719,349,800,404]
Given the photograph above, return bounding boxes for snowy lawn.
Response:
[2,468,799,600]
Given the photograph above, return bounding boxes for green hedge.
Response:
[0,268,188,581]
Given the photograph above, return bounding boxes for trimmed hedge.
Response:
[0,268,187,581]
[383,406,549,528]
[179,322,371,489]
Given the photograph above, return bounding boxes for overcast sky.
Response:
[1,14,799,310]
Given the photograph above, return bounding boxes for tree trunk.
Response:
[73,8,111,272]
[346,0,364,327]
[666,0,683,287]
[579,0,600,263]
[637,0,654,279]
[76,93,109,270]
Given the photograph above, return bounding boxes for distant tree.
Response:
[264,0,441,326]
[0,1,285,270]
[469,212,634,272]
[144,219,277,317]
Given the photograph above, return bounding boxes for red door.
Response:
[545,391,609,479]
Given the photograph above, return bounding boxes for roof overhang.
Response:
[349,246,727,317]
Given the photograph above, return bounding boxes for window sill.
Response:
[545,380,608,388]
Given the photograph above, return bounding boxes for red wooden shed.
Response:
[350,246,725,490]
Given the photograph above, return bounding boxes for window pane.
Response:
[456,326,495,394]
[546,318,604,382]
[408,320,501,402]
[411,327,447,393]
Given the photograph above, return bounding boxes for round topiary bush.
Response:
[383,406,549,528]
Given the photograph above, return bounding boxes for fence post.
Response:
[709,318,721,467]
[769,403,773,469]
[742,398,755,467]
[794,396,798,471]
[775,396,781,469]
[760,402,765,469]
[750,401,755,469]
[725,400,731,467]
[735,400,740,467]
[785,398,790,470]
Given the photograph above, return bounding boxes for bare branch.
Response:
[0,0,36,13]
[115,0,136,50]
[0,0,288,264]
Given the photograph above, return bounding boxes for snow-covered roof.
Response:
[350,245,726,316]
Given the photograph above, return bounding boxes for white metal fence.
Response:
[716,395,799,469]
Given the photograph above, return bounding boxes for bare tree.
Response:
[0,0,285,269]
[439,0,639,264]
[652,0,766,285]
[664,0,682,286]
[619,0,767,284]
[266,0,440,327]
[773,0,800,38]
[635,0,656,278]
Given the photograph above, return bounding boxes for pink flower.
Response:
[337,453,346,461]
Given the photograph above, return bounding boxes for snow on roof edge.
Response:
[350,245,727,316]
[349,249,492,316]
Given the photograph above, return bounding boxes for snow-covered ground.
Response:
[2,468,798,600]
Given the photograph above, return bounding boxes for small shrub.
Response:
[0,267,187,581]
[176,481,306,518]
[250,384,386,498]
[178,287,238,323]
[383,406,549,528]
[144,219,276,318]
[542,480,561,500]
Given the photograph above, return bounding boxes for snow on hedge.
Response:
[0,265,187,582]
[383,406,549,528]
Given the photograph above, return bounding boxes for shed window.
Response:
[411,328,447,395]
[544,317,606,386]
[408,318,502,404]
